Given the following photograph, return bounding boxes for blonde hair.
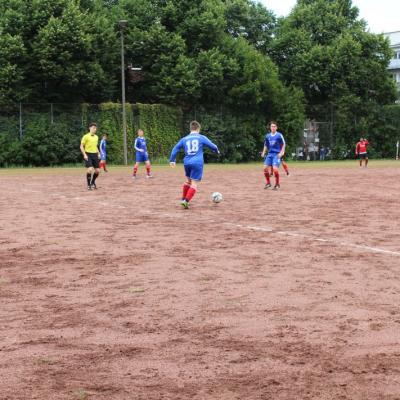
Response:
[190,121,201,131]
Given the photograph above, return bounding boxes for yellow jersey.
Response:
[81,133,99,153]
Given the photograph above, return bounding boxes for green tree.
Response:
[271,0,396,146]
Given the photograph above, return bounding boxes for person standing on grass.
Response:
[355,137,370,167]
[80,123,100,190]
[261,121,286,190]
[132,129,152,179]
[99,134,108,172]
[169,120,219,209]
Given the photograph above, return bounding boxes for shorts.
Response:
[184,163,203,181]
[100,152,107,161]
[136,152,149,163]
[85,153,100,168]
[264,153,281,168]
[359,153,368,159]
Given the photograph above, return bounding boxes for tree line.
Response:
[0,0,398,163]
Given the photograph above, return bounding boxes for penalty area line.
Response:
[228,223,400,257]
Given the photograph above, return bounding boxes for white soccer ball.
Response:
[211,192,223,203]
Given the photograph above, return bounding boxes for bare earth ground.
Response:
[1,162,400,400]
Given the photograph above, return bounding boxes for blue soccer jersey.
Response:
[134,137,148,153]
[134,137,150,162]
[169,133,219,165]
[100,138,107,160]
[264,132,285,154]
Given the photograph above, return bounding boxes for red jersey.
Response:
[356,140,369,154]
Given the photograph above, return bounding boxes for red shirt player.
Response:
[355,137,369,167]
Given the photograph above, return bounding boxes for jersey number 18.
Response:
[186,139,199,155]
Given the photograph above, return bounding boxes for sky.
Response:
[259,0,399,33]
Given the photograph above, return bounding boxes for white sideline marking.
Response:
[15,187,400,257]
[228,223,400,257]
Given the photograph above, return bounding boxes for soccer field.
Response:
[1,161,400,399]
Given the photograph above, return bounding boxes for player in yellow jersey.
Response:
[80,123,101,190]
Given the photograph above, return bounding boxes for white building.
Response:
[384,31,400,92]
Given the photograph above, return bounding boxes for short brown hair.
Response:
[269,120,278,127]
[89,122,97,128]
[190,120,201,131]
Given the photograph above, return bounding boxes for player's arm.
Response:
[202,136,220,154]
[80,140,88,160]
[134,138,143,152]
[169,139,184,167]
[355,142,360,154]
[261,145,268,158]
[278,136,286,158]
[261,136,268,157]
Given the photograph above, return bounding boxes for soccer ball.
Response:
[211,192,223,203]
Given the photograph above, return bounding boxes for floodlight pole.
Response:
[119,20,128,165]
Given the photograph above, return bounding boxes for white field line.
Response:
[12,188,400,257]
[228,223,400,257]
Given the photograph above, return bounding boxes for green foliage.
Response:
[0,102,183,166]
[0,0,397,161]
[271,0,396,139]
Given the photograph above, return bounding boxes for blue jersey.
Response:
[134,137,147,154]
[100,139,107,161]
[170,133,219,165]
[100,138,107,158]
[264,132,285,154]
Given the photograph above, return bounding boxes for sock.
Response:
[185,187,197,202]
[365,159,368,167]
[274,170,280,186]
[282,162,289,174]
[103,162,108,172]
[146,165,151,176]
[182,183,191,200]
[99,161,104,170]
[133,166,138,176]
[86,173,91,186]
[264,171,271,184]
[92,172,99,185]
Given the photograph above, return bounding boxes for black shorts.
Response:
[85,153,100,168]
[359,153,368,159]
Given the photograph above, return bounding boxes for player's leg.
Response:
[181,165,202,208]
[86,166,94,189]
[91,167,100,188]
[365,155,368,167]
[359,155,362,167]
[272,156,281,190]
[100,157,108,172]
[132,162,139,178]
[264,156,272,188]
[145,160,152,178]
[90,154,100,188]
[282,160,289,176]
[182,178,191,201]
[85,154,94,189]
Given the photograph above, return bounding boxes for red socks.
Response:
[264,171,271,184]
[182,183,191,200]
[133,166,138,176]
[274,170,280,186]
[282,163,289,174]
[185,187,197,202]
[146,165,151,176]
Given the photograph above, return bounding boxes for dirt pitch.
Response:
[1,161,400,400]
